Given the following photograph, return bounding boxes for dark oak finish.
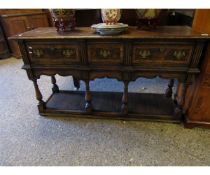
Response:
[1,12,49,58]
[10,26,210,124]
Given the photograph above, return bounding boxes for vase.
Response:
[101,9,121,25]
[136,9,162,30]
[51,9,76,32]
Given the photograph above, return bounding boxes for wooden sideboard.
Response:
[10,26,210,126]
[1,12,50,58]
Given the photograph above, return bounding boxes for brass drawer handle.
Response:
[173,50,186,60]
[62,49,74,58]
[138,50,151,59]
[27,47,44,57]
[99,49,111,58]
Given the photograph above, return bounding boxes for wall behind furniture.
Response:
[0,9,51,58]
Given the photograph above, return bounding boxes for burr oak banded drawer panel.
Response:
[132,42,194,67]
[26,42,81,65]
[87,42,124,65]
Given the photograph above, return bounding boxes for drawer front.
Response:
[27,42,81,65]
[132,43,194,66]
[87,42,124,65]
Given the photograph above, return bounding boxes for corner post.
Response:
[51,75,59,93]
[165,79,174,98]
[84,79,92,112]
[32,78,45,113]
[121,81,129,114]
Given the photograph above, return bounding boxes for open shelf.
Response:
[43,90,180,123]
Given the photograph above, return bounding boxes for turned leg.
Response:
[84,80,92,112]
[165,79,174,98]
[173,92,178,106]
[174,82,189,119]
[121,81,128,114]
[73,76,80,90]
[32,79,45,112]
[51,75,59,93]
[179,83,188,112]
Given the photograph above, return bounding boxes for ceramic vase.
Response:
[51,9,76,32]
[101,9,121,25]
[136,9,162,30]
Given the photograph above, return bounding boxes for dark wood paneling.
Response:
[74,9,169,27]
[167,10,195,26]
[75,9,101,27]
[28,14,49,29]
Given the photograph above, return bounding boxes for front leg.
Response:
[165,79,174,98]
[73,76,80,90]
[51,75,59,93]
[32,78,46,113]
[84,79,92,113]
[173,82,189,119]
[121,81,129,114]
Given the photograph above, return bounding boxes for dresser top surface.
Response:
[10,26,210,40]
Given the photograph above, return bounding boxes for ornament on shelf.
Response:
[91,9,128,36]
[101,9,121,24]
[51,9,76,32]
[136,9,163,30]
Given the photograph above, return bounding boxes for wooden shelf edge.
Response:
[184,116,210,129]
[40,111,181,124]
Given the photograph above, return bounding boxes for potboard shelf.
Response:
[43,90,179,122]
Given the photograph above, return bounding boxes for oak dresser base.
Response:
[10,26,210,128]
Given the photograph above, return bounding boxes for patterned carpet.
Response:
[0,57,210,166]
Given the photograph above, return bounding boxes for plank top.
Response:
[10,26,210,40]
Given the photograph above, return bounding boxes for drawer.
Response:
[26,42,81,65]
[132,43,194,66]
[87,42,124,65]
